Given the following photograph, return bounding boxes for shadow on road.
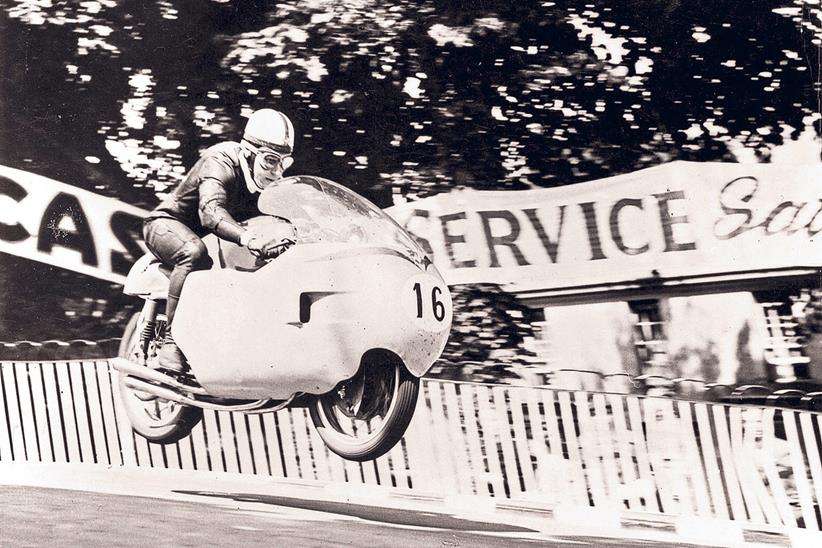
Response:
[175,490,538,533]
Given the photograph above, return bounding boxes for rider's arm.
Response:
[198,177,247,244]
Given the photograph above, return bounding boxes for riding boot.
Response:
[157,331,187,374]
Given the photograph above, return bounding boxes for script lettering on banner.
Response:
[0,165,149,284]
[387,161,822,292]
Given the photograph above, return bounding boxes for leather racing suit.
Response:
[143,141,259,326]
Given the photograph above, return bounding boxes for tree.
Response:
[0,1,818,365]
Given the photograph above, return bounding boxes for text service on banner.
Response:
[386,161,821,290]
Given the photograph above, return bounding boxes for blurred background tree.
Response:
[430,284,540,383]
[0,1,819,378]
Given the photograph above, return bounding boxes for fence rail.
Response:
[1,360,821,531]
[3,343,822,409]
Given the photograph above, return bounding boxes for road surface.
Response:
[0,485,707,547]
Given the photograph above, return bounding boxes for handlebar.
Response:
[250,237,296,262]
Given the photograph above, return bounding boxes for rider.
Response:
[143,108,296,374]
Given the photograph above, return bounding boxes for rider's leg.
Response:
[143,218,213,372]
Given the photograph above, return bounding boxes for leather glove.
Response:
[241,230,294,260]
[240,230,265,256]
[258,237,295,260]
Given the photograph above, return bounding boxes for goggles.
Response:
[256,147,294,171]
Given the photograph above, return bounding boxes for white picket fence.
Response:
[1,360,821,531]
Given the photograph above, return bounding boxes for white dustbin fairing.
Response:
[172,176,452,400]
[123,253,170,299]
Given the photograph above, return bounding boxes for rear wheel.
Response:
[309,353,419,462]
[118,311,202,444]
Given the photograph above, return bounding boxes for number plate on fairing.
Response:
[401,273,453,332]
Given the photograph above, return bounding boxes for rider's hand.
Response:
[258,237,295,260]
[240,230,265,257]
[241,230,293,260]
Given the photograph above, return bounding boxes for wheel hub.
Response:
[330,364,394,420]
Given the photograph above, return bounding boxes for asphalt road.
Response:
[0,485,704,547]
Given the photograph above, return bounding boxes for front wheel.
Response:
[309,354,419,462]
[118,310,202,444]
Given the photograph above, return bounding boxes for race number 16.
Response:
[412,282,446,322]
[403,274,451,331]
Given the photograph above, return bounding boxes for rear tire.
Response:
[118,311,202,444]
[309,355,419,462]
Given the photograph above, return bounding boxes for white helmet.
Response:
[243,109,294,154]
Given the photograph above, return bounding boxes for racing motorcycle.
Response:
[113,175,452,461]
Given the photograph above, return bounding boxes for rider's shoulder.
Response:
[192,141,243,182]
[201,140,243,161]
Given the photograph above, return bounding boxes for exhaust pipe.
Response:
[113,357,295,413]
[111,357,209,395]
[123,376,192,405]
[121,375,278,413]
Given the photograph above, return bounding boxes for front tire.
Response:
[118,311,202,444]
[309,354,419,461]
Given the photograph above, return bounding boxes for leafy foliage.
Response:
[0,1,819,373]
[429,284,540,383]
[798,289,822,336]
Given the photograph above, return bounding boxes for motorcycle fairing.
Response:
[124,254,170,299]
[172,242,452,400]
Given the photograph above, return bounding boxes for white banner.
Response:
[2,161,820,290]
[0,165,149,284]
[387,161,822,291]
